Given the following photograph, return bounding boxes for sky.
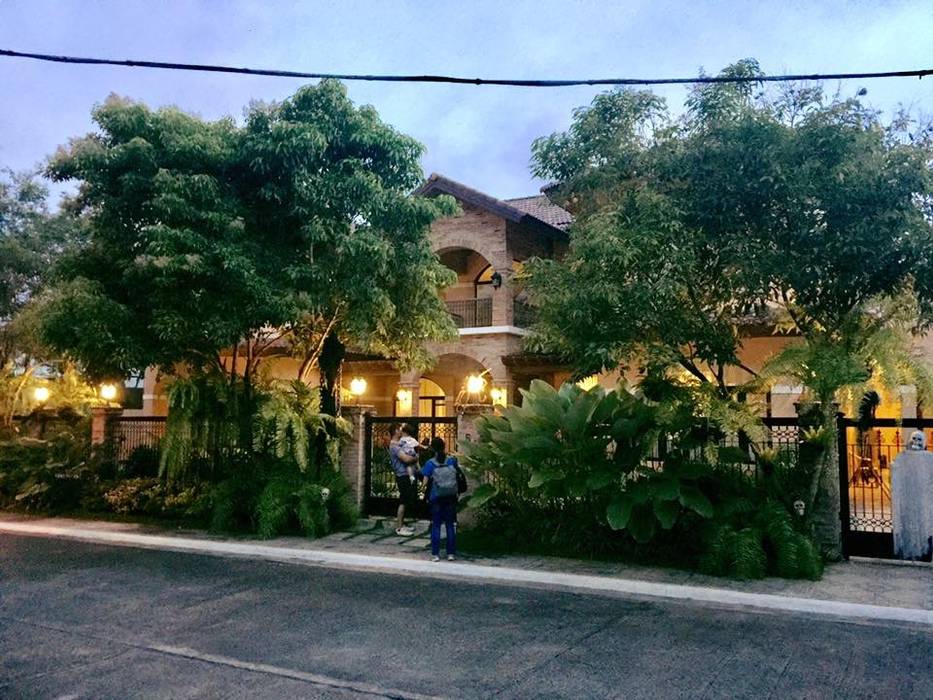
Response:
[1,0,932,203]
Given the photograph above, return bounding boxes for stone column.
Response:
[397,370,421,417]
[340,404,375,511]
[90,406,123,445]
[456,403,494,450]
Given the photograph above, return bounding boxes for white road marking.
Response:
[3,519,932,627]
[5,616,442,700]
[145,643,445,700]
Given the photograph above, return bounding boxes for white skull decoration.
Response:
[793,500,806,517]
[908,430,927,451]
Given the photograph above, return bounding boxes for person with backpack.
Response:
[420,436,467,562]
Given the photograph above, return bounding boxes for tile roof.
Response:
[415,174,572,234]
[503,195,573,231]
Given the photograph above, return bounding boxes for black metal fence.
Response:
[644,417,800,481]
[363,415,459,518]
[445,298,492,328]
[102,416,166,464]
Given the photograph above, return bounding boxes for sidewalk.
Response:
[1,513,931,625]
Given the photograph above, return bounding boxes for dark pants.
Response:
[396,475,417,509]
[430,498,457,556]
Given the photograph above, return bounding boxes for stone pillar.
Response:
[90,406,122,445]
[340,405,375,510]
[491,280,511,326]
[456,403,494,450]
[397,371,421,417]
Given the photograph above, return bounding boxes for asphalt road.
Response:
[1,535,931,699]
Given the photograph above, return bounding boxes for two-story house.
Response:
[131,174,576,419]
[131,172,929,424]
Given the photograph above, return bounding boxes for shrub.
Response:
[296,483,330,537]
[463,380,823,579]
[122,445,161,478]
[464,380,716,547]
[0,428,97,512]
[102,478,163,515]
[256,477,297,538]
[208,474,260,533]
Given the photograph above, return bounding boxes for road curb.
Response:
[3,520,932,627]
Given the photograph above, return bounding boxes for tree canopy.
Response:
[0,171,83,366]
[525,59,933,404]
[38,81,457,408]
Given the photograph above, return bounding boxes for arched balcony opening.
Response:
[437,247,497,328]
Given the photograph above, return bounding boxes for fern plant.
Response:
[160,373,245,483]
[252,379,350,476]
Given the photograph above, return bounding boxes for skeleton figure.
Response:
[892,431,933,560]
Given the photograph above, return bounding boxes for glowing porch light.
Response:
[465,374,487,396]
[349,377,368,398]
[33,386,50,403]
[100,383,119,401]
[396,388,413,414]
[490,387,507,407]
[576,375,600,391]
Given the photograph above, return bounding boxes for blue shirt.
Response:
[421,455,459,502]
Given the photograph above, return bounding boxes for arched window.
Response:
[419,378,446,417]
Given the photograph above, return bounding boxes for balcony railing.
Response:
[446,298,493,328]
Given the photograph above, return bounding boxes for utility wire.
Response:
[1,48,932,87]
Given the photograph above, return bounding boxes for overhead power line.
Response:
[1,48,931,87]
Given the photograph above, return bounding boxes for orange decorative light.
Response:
[349,377,367,397]
[33,386,50,403]
[490,387,507,407]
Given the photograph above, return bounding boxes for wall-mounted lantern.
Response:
[33,386,50,404]
[396,388,413,415]
[576,375,600,391]
[490,387,507,407]
[349,377,367,403]
[491,271,503,290]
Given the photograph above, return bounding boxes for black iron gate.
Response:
[838,416,933,559]
[363,416,458,518]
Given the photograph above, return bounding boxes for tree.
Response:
[526,66,768,401]
[526,60,933,557]
[0,170,91,428]
[38,81,457,418]
[0,170,83,365]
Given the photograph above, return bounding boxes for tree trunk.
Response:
[318,334,345,418]
[314,334,345,480]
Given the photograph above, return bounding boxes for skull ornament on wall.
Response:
[793,500,806,516]
[908,430,927,451]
